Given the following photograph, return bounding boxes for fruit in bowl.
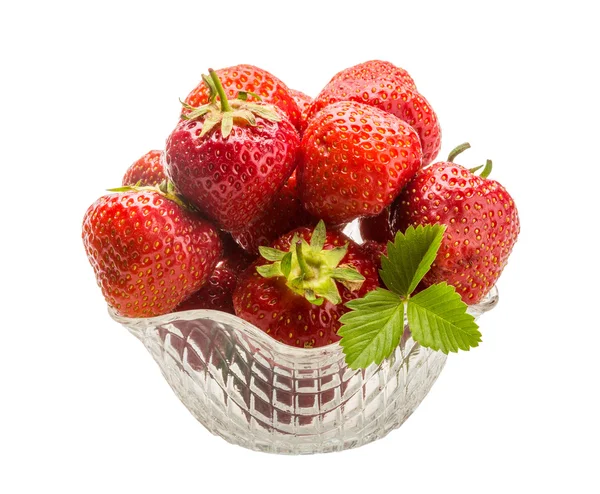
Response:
[82,62,519,454]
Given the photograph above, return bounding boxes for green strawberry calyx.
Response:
[447,142,493,178]
[107,180,197,212]
[256,221,366,306]
[179,68,281,139]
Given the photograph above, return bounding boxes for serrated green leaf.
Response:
[407,283,481,354]
[380,224,446,297]
[338,289,405,369]
[259,246,287,262]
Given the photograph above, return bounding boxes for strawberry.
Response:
[122,150,166,187]
[82,183,222,318]
[174,234,255,314]
[173,260,238,314]
[358,207,393,244]
[328,59,417,91]
[233,221,380,348]
[165,69,300,233]
[289,89,312,131]
[183,64,302,131]
[304,60,440,165]
[298,100,423,225]
[220,232,256,272]
[389,143,520,304]
[361,240,387,270]
[230,171,315,255]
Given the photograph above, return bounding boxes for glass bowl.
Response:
[109,286,498,455]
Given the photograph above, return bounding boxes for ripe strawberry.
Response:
[174,261,238,314]
[304,61,440,165]
[165,69,300,233]
[289,89,312,131]
[230,171,315,255]
[298,100,423,225]
[122,150,166,187]
[183,64,302,131]
[82,183,222,318]
[233,221,380,348]
[328,60,417,91]
[389,143,520,304]
[220,232,256,272]
[174,235,255,314]
[361,240,387,270]
[358,207,393,244]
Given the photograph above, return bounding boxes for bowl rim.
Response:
[108,285,499,361]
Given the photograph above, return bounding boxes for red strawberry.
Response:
[122,150,166,187]
[361,240,387,270]
[233,221,380,348]
[165,69,300,233]
[389,143,520,304]
[298,100,423,225]
[183,64,302,131]
[289,89,312,131]
[174,260,238,314]
[174,235,255,314]
[82,183,222,318]
[220,232,256,272]
[230,171,315,255]
[305,61,440,165]
[328,60,417,91]
[358,207,393,244]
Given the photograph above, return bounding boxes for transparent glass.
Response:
[110,286,498,455]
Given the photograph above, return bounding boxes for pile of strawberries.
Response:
[82,61,519,349]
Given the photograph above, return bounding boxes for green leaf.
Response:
[184,104,212,121]
[331,267,366,282]
[380,224,446,297]
[245,103,282,122]
[280,252,292,278]
[221,112,234,138]
[310,220,326,250]
[258,246,287,262]
[199,113,221,137]
[233,109,256,126]
[256,263,282,278]
[407,283,481,354]
[338,289,405,369]
[321,246,348,269]
[315,277,342,305]
[304,289,324,306]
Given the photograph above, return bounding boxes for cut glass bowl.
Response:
[109,286,498,455]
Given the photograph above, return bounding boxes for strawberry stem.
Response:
[448,142,471,162]
[480,159,493,178]
[208,68,232,113]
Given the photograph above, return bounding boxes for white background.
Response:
[1,1,598,493]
